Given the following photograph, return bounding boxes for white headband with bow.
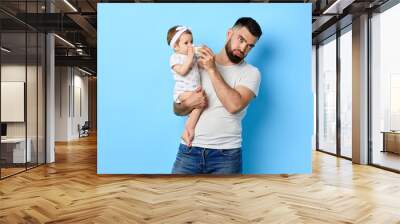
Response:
[170,26,191,49]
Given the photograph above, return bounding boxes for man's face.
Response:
[225,26,258,64]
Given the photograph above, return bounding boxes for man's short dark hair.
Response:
[233,17,262,39]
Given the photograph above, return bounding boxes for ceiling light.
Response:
[63,0,78,12]
[78,67,93,76]
[54,34,75,48]
[322,0,355,15]
[1,47,11,53]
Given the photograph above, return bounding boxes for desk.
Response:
[381,131,400,154]
[1,138,31,163]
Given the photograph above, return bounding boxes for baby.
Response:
[167,25,203,147]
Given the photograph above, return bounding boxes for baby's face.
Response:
[174,33,193,55]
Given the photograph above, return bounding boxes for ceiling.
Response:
[0,0,393,75]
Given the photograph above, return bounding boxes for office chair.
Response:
[79,121,90,138]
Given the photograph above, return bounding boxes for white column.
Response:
[46,33,55,163]
[352,14,369,164]
[46,1,55,163]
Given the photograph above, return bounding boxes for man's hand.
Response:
[181,87,207,110]
[197,47,257,114]
[173,87,208,116]
[198,46,217,73]
[181,127,194,147]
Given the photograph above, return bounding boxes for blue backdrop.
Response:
[98,3,313,174]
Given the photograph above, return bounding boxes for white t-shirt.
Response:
[190,61,261,149]
[169,53,201,103]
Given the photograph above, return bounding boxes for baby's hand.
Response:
[187,45,194,59]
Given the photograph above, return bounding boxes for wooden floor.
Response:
[1,135,400,224]
[0,167,26,178]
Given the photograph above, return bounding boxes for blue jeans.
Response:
[172,144,242,174]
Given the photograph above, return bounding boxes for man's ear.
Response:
[227,28,233,39]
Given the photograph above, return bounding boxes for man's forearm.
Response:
[173,87,207,116]
[207,68,243,113]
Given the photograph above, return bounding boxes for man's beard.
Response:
[225,38,244,64]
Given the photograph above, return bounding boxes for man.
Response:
[172,17,262,174]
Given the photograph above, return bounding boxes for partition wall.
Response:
[0,0,47,179]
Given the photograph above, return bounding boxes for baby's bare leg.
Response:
[179,91,203,146]
[185,108,202,130]
[181,108,202,147]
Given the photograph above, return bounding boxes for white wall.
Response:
[55,67,89,141]
[55,66,69,141]
[1,63,46,164]
[1,65,26,135]
[72,73,89,138]
[1,65,42,137]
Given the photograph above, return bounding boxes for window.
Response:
[371,2,400,171]
[317,36,337,154]
[339,28,352,158]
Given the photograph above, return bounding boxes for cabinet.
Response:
[382,131,400,154]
